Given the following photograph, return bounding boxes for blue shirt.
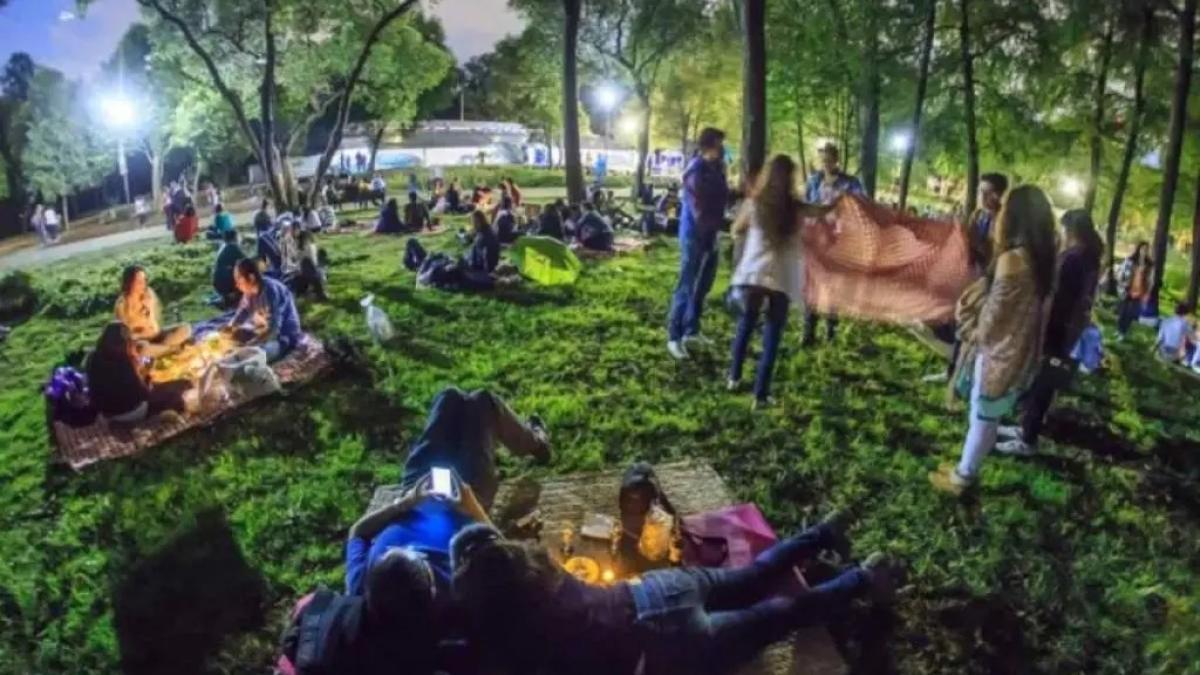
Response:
[804,170,864,205]
[232,275,302,343]
[344,499,475,598]
[680,156,729,242]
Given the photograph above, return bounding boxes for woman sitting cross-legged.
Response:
[728,155,832,409]
[465,210,501,274]
[374,198,405,235]
[87,322,195,424]
[450,516,902,675]
[227,258,303,362]
[114,265,192,359]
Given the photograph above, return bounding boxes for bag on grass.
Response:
[276,588,358,675]
[43,366,96,428]
[509,236,582,286]
[219,347,281,399]
[680,503,778,569]
[360,294,394,342]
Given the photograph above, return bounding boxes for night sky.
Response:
[0,0,525,78]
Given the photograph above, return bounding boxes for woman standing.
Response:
[1116,241,1153,339]
[930,185,1058,494]
[994,210,1103,456]
[727,155,829,409]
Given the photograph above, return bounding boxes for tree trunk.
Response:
[960,0,980,215]
[635,89,652,199]
[1085,19,1115,212]
[740,0,767,186]
[61,193,70,229]
[795,105,808,183]
[279,144,299,208]
[1150,0,1197,314]
[259,1,286,208]
[681,110,691,158]
[859,29,881,198]
[900,0,937,212]
[1105,5,1152,295]
[562,0,586,204]
[150,152,163,207]
[1189,167,1200,307]
[368,122,388,174]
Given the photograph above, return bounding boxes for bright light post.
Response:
[101,94,137,204]
[1061,176,1084,201]
[889,131,912,197]
[596,85,620,154]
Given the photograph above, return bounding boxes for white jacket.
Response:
[730,203,805,302]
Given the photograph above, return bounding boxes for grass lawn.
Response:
[1,209,1199,674]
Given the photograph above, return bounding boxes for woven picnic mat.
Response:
[52,336,333,471]
[571,235,651,260]
[369,459,846,675]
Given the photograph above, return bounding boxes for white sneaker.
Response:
[997,425,1022,439]
[726,378,741,392]
[683,333,714,348]
[667,340,689,360]
[994,438,1036,456]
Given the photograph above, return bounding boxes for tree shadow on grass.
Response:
[373,285,459,320]
[113,509,266,675]
[382,334,455,369]
[488,286,574,308]
[1041,411,1145,464]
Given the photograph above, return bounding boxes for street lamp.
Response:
[619,116,640,136]
[596,84,620,153]
[100,94,137,204]
[890,131,912,153]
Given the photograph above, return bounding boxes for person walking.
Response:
[1116,241,1153,339]
[801,143,864,346]
[728,155,831,409]
[667,127,730,360]
[994,210,1103,456]
[930,185,1058,495]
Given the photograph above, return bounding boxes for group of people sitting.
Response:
[276,387,903,675]
[87,259,307,425]
[243,199,330,303]
[1154,302,1200,371]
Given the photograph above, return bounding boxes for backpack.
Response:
[276,589,359,675]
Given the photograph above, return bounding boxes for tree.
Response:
[1150,0,1196,313]
[563,0,585,202]
[740,0,766,183]
[580,0,705,197]
[898,0,937,211]
[1084,17,1116,213]
[654,8,741,159]
[958,0,980,214]
[0,53,35,208]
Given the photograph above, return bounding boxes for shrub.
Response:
[0,271,37,322]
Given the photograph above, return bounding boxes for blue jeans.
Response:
[401,388,548,510]
[628,523,868,674]
[728,286,789,401]
[667,233,719,341]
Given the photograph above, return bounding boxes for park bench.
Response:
[369,459,847,675]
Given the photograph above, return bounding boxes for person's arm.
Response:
[229,293,254,328]
[976,251,1027,349]
[348,486,426,541]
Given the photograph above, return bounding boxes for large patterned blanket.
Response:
[51,336,332,470]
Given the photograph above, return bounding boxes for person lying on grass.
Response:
[225,259,303,362]
[87,322,195,425]
[114,265,192,359]
[303,388,549,674]
[450,514,901,675]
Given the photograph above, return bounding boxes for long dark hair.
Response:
[96,321,133,362]
[1060,209,1103,267]
[1129,240,1151,265]
[991,185,1057,298]
[120,265,145,298]
[752,155,800,244]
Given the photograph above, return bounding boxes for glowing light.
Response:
[596,85,620,111]
[602,568,615,583]
[1061,176,1084,198]
[890,131,912,153]
[100,95,137,129]
[619,116,640,135]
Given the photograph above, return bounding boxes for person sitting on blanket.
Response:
[464,210,501,274]
[115,266,193,359]
[404,191,433,232]
[1154,303,1195,364]
[534,200,566,240]
[445,179,463,214]
[321,388,550,674]
[87,321,195,424]
[374,198,404,235]
[450,514,902,675]
[213,229,247,308]
[206,203,236,241]
[656,184,681,235]
[493,196,519,244]
[227,259,303,362]
[575,201,615,252]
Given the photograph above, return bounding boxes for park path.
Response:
[0,187,570,272]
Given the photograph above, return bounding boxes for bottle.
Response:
[361,294,394,342]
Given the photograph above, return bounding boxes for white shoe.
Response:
[667,340,689,360]
[920,372,948,384]
[994,438,1036,456]
[726,378,741,392]
[997,425,1021,439]
[683,333,714,348]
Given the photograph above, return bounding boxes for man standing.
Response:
[667,127,730,360]
[965,172,1008,274]
[802,143,864,346]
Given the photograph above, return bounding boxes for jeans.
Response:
[958,357,998,479]
[803,308,838,343]
[401,388,548,510]
[1020,356,1074,445]
[667,233,719,341]
[1116,295,1143,335]
[262,334,296,363]
[729,286,789,401]
[629,523,869,675]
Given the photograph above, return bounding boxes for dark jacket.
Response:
[87,350,150,418]
[1045,245,1100,358]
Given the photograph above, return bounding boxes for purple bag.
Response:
[43,366,96,427]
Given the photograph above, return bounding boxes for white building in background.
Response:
[250,120,654,181]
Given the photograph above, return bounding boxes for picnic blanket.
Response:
[51,335,333,470]
[805,195,973,324]
[571,235,651,260]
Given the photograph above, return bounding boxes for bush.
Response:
[0,271,37,322]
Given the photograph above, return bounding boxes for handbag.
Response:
[680,503,778,569]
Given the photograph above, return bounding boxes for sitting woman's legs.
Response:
[694,522,837,612]
[147,379,192,415]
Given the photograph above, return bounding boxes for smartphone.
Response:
[430,467,454,498]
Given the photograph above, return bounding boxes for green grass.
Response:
[2,217,1200,674]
